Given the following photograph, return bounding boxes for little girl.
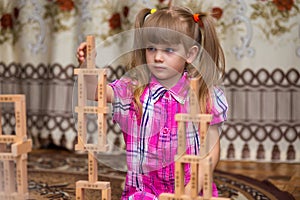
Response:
[77,6,228,200]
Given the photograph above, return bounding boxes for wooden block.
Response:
[77,112,87,145]
[175,161,185,197]
[75,144,108,152]
[97,69,108,150]
[177,121,186,156]
[0,153,14,160]
[189,79,199,116]
[75,144,84,151]
[202,156,212,199]
[0,95,25,103]
[159,193,230,200]
[191,163,199,198]
[20,98,27,138]
[159,193,198,200]
[200,121,209,157]
[88,152,98,183]
[76,187,84,200]
[78,73,87,106]
[98,113,107,148]
[97,70,107,107]
[14,101,26,139]
[0,95,26,139]
[86,35,96,69]
[76,180,110,190]
[74,68,105,75]
[89,144,108,152]
[75,106,109,114]
[175,155,205,164]
[175,114,212,123]
[0,135,17,144]
[16,156,28,194]
[11,140,32,156]
[3,160,16,193]
[102,188,111,200]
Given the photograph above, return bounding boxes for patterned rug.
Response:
[26,149,295,200]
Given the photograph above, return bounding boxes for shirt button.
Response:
[162,127,170,134]
[164,92,170,99]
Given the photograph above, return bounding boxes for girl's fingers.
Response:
[76,42,87,64]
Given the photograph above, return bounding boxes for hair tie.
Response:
[150,8,157,14]
[193,13,204,27]
[193,14,200,23]
[144,8,157,21]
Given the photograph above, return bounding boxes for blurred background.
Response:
[0,0,299,163]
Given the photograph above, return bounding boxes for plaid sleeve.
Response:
[210,87,228,126]
[108,78,135,128]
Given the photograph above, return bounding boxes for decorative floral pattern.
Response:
[97,1,135,44]
[56,0,75,12]
[211,7,223,20]
[250,0,300,39]
[0,5,22,44]
[1,13,13,29]
[273,0,294,11]
[43,0,77,32]
[108,13,121,30]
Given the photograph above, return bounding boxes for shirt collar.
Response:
[149,72,190,104]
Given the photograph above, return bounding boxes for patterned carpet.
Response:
[26,149,295,200]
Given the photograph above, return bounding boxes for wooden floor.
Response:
[216,160,300,199]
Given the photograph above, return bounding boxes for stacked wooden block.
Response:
[74,36,111,200]
[0,95,32,200]
[159,79,229,200]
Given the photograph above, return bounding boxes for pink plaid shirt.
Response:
[109,72,228,199]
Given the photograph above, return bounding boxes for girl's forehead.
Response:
[146,42,184,50]
[146,42,183,48]
[142,27,182,41]
[140,27,195,47]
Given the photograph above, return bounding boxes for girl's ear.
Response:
[186,45,199,64]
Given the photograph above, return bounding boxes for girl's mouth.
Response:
[153,65,167,70]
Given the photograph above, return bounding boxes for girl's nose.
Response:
[154,50,164,62]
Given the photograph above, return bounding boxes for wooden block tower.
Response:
[0,95,32,200]
[159,79,229,200]
[74,35,111,200]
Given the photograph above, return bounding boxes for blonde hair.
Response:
[127,6,225,116]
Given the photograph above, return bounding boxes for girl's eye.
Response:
[165,48,175,53]
[146,47,156,52]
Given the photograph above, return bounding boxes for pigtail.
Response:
[130,8,151,69]
[129,8,152,119]
[193,12,225,114]
[199,13,225,83]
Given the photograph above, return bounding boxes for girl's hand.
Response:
[76,42,87,65]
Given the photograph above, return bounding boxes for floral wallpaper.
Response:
[43,0,77,32]
[0,3,21,44]
[250,0,299,40]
